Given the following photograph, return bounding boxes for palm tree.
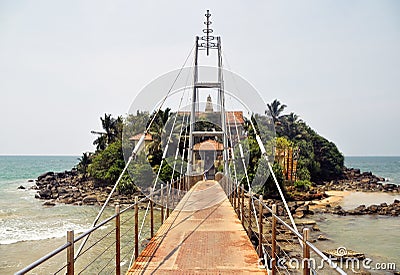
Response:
[267,99,287,123]
[77,152,92,179]
[146,108,171,166]
[280,112,308,140]
[92,114,124,151]
[93,135,107,151]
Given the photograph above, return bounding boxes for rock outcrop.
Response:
[32,169,138,206]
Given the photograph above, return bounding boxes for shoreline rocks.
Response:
[319,167,400,193]
[32,170,140,206]
[322,200,400,216]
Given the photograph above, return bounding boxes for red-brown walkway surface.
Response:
[127,180,266,274]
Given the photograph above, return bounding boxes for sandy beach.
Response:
[311,190,400,211]
[310,190,350,210]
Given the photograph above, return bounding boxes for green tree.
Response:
[77,152,92,179]
[88,141,125,186]
[269,99,344,183]
[93,114,123,151]
[267,99,287,124]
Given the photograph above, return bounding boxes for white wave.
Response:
[0,220,90,245]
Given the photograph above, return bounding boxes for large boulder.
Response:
[38,189,52,199]
[37,172,54,181]
[82,195,98,205]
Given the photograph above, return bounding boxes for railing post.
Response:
[258,195,263,258]
[66,230,74,275]
[240,185,244,225]
[248,190,252,237]
[150,190,154,238]
[160,184,164,223]
[231,179,234,203]
[236,186,240,214]
[115,203,121,275]
[166,181,170,219]
[303,228,310,275]
[168,181,173,211]
[134,196,139,259]
[271,204,277,275]
[233,185,237,210]
[178,175,181,197]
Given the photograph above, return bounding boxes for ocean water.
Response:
[1,156,399,274]
[345,156,400,185]
[0,156,99,245]
[0,156,100,273]
[315,156,400,274]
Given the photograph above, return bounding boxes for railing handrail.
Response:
[15,179,183,275]
[15,242,72,275]
[235,184,346,275]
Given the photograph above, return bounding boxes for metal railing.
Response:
[16,175,346,275]
[15,176,190,275]
[225,182,347,275]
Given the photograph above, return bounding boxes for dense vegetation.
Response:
[77,99,344,197]
[267,99,344,184]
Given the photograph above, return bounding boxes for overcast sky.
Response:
[1,1,399,156]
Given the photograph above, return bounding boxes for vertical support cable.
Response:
[240,185,245,225]
[166,181,170,219]
[233,185,237,210]
[160,184,164,223]
[258,195,263,258]
[271,204,277,275]
[134,196,139,259]
[150,191,154,238]
[115,203,121,275]
[248,190,252,237]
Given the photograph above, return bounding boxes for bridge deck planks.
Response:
[127,180,266,274]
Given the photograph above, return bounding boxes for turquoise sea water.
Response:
[0,156,399,273]
[317,156,400,274]
[345,156,400,185]
[0,156,98,245]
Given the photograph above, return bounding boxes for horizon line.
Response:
[1,154,400,158]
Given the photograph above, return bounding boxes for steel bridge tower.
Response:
[187,10,229,177]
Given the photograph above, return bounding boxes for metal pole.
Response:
[115,203,121,275]
[150,191,154,238]
[303,228,310,275]
[187,37,199,175]
[160,184,164,223]
[271,204,277,275]
[66,230,74,275]
[178,175,181,197]
[233,185,237,210]
[134,196,139,259]
[166,181,170,219]
[237,186,240,215]
[170,180,173,211]
[217,36,229,175]
[258,195,263,258]
[248,190,252,237]
[240,185,244,224]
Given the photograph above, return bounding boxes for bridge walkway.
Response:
[127,180,266,274]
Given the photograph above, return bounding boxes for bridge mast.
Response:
[187,10,229,176]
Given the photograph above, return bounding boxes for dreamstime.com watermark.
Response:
[257,247,397,272]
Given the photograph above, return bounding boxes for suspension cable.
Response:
[76,43,195,260]
[221,49,299,235]
[129,63,193,267]
[229,113,260,231]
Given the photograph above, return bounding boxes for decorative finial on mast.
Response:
[202,9,215,56]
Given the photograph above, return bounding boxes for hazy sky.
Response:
[1,1,399,156]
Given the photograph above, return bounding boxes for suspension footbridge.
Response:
[16,10,346,275]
